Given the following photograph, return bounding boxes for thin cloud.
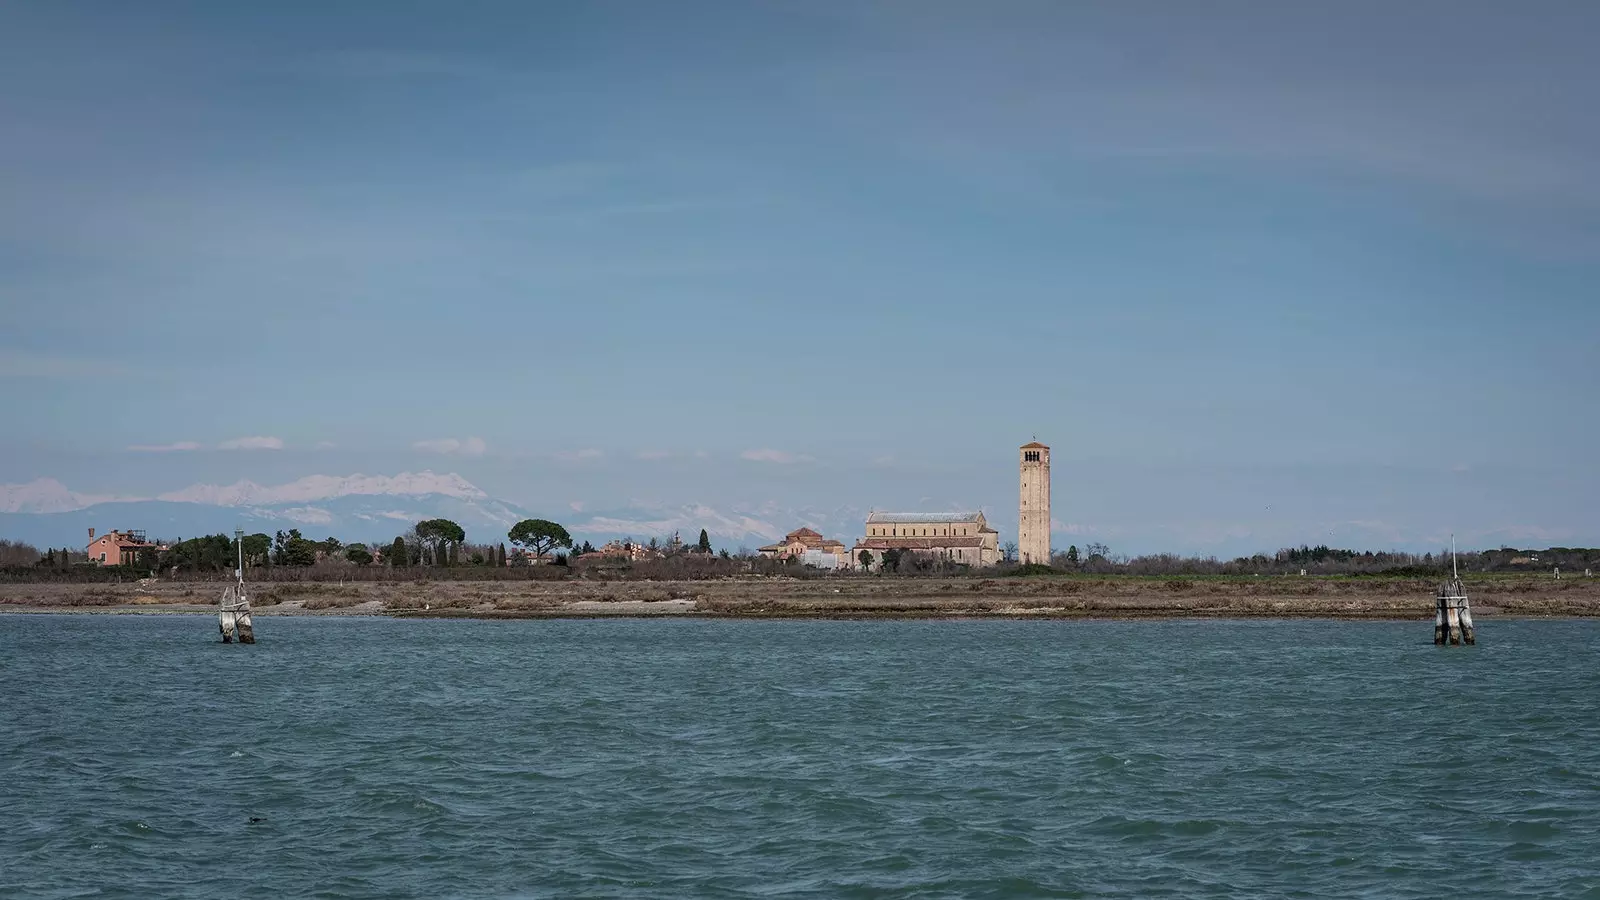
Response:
[291,49,502,81]
[218,436,284,451]
[741,448,815,465]
[0,352,131,379]
[555,448,604,462]
[127,442,202,453]
[413,436,487,456]
[635,450,672,460]
[1469,525,1576,545]
[509,161,618,201]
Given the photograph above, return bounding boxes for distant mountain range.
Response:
[0,472,857,552]
[2,472,1538,558]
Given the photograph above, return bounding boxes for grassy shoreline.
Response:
[4,574,1597,620]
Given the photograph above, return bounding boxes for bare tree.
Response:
[0,539,41,567]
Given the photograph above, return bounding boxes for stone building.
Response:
[1018,441,1051,565]
[583,539,662,562]
[852,512,1002,569]
[758,527,852,567]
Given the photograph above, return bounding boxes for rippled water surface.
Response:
[3,615,1599,898]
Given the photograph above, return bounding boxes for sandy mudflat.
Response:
[3,574,1598,619]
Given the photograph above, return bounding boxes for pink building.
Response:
[86,528,158,566]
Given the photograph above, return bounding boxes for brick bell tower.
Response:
[1018,440,1051,565]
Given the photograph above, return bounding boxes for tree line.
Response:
[0,515,574,576]
[6,527,1595,581]
[1034,543,1600,576]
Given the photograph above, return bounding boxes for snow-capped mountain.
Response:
[0,478,127,515]
[0,472,529,548]
[154,472,489,507]
[565,502,868,551]
[0,473,868,551]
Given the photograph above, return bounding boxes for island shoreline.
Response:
[4,575,1596,620]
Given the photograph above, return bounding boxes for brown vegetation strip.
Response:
[4,575,1599,619]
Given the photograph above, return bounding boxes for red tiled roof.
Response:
[1021,441,1048,449]
[94,535,155,549]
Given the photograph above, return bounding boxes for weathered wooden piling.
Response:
[219,582,253,642]
[1433,536,1474,646]
[219,528,256,644]
[1435,578,1474,645]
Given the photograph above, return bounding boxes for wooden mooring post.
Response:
[220,582,255,644]
[1434,578,1474,645]
[1433,536,1474,646]
[219,528,256,644]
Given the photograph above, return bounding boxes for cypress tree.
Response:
[697,529,712,553]
[391,536,408,567]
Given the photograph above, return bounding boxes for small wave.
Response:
[1083,815,1228,840]
[1506,842,1561,861]
[111,820,153,838]
[1504,820,1561,840]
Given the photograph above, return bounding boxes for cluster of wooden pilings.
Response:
[220,583,255,644]
[1433,577,1474,645]
[218,529,256,644]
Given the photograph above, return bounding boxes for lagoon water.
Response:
[2,615,1598,898]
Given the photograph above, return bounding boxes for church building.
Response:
[852,511,1002,568]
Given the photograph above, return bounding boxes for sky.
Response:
[2,0,1597,555]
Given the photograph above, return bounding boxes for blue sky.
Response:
[2,1,1596,555]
